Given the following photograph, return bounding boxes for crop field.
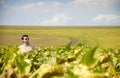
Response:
[0,26,120,78]
[0,26,120,48]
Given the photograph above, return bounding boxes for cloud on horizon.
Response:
[93,14,120,25]
[41,13,72,26]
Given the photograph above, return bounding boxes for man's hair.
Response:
[21,35,29,40]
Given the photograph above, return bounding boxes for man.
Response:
[18,35,35,54]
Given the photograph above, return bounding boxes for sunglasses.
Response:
[22,38,29,40]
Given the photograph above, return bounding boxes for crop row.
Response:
[0,43,120,78]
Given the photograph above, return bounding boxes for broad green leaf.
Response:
[81,46,98,67]
[3,46,18,68]
[15,55,29,73]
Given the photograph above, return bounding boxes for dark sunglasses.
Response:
[22,38,29,40]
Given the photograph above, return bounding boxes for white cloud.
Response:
[74,0,120,7]
[41,13,72,26]
[19,2,45,11]
[4,1,62,13]
[21,3,34,10]
[74,0,90,4]
[53,2,61,7]
[36,2,45,6]
[10,2,45,11]
[93,14,120,24]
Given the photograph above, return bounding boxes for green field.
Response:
[0,26,120,49]
[0,26,120,78]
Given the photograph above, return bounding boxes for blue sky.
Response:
[0,0,120,26]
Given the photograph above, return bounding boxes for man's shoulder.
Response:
[30,45,35,49]
[18,45,24,48]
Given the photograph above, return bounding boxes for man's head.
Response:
[21,35,29,43]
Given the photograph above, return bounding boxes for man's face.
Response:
[22,37,29,43]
